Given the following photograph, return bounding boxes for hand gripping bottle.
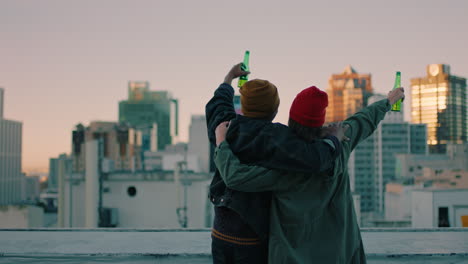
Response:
[237,50,250,88]
[391,71,402,112]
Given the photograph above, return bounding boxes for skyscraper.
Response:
[48,158,59,190]
[411,64,467,153]
[188,115,210,173]
[349,95,427,215]
[0,88,23,205]
[0,88,3,118]
[119,81,179,151]
[326,65,373,123]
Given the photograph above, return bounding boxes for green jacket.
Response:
[214,99,392,264]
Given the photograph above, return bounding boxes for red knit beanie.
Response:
[289,86,328,127]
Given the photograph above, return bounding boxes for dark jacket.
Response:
[205,83,341,241]
[214,99,392,263]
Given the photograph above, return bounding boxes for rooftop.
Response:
[343,65,358,74]
[412,188,468,193]
[1,228,467,263]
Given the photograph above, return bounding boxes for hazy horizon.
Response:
[1,0,467,172]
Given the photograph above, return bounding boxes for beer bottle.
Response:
[391,71,402,112]
[237,50,250,88]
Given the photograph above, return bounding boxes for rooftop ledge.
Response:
[1,228,468,264]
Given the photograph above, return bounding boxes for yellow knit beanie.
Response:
[240,79,280,118]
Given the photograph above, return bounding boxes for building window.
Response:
[438,207,450,227]
[127,186,137,197]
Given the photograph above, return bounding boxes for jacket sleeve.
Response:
[214,141,301,192]
[343,99,391,152]
[260,125,340,173]
[205,83,237,145]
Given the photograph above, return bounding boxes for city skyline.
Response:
[1,0,467,171]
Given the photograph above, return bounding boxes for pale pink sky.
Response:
[1,0,467,172]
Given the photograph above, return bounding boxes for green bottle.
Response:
[391,71,402,112]
[237,50,250,88]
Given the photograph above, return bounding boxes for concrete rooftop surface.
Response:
[1,228,467,263]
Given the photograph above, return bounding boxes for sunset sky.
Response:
[1,0,467,172]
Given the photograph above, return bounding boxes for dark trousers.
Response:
[211,238,268,264]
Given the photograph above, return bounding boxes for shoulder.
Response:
[264,121,290,134]
[269,121,289,129]
[230,116,275,130]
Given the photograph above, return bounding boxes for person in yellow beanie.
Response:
[206,63,348,264]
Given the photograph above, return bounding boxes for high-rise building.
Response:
[22,175,40,202]
[0,87,23,205]
[326,65,373,123]
[119,81,179,151]
[53,153,73,227]
[188,115,210,173]
[0,88,4,118]
[48,158,59,190]
[349,95,427,215]
[411,64,467,153]
[348,134,374,212]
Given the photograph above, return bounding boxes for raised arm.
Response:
[205,63,249,145]
[343,88,405,152]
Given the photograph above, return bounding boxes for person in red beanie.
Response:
[213,86,405,263]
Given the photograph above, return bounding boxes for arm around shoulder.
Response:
[214,141,287,192]
[263,124,340,173]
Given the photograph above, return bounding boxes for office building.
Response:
[144,115,210,173]
[119,81,179,151]
[48,158,59,190]
[395,143,468,180]
[188,115,210,173]
[349,95,427,214]
[0,87,23,205]
[348,134,375,213]
[0,88,3,118]
[416,168,468,189]
[326,65,373,123]
[411,64,467,153]
[143,142,203,172]
[22,175,40,202]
